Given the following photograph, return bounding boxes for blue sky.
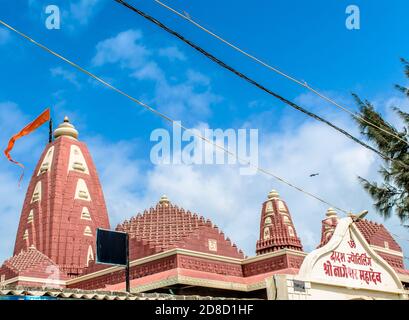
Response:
[0,0,408,264]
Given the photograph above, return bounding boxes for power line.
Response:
[2,20,408,272]
[114,0,408,170]
[391,232,409,244]
[0,19,350,215]
[154,0,409,147]
[388,233,409,263]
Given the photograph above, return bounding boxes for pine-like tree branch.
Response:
[353,59,409,225]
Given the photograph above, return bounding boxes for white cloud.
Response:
[69,0,103,25]
[378,95,409,131]
[92,29,222,121]
[152,79,221,120]
[50,67,81,88]
[92,29,150,69]
[248,100,268,109]
[158,46,186,61]
[186,70,210,86]
[86,136,147,225]
[0,27,10,45]
[0,169,24,263]
[131,62,164,82]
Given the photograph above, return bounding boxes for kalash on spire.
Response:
[13,116,110,276]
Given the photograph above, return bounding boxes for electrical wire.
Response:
[391,232,409,243]
[1,16,408,272]
[382,232,409,264]
[154,0,409,147]
[114,0,409,170]
[0,18,350,214]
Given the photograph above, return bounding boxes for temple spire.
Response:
[14,116,110,276]
[256,189,303,255]
[317,208,339,248]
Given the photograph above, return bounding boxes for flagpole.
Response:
[49,117,53,143]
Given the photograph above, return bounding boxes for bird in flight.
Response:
[309,173,319,177]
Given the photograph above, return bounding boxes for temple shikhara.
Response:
[0,117,408,300]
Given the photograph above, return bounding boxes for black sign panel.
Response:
[96,228,128,266]
[293,280,306,292]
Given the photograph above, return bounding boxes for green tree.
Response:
[353,58,409,227]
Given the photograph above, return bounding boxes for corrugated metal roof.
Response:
[0,285,249,300]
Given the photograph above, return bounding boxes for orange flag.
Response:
[4,108,51,183]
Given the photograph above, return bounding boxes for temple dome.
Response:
[116,200,244,259]
[53,116,79,140]
[159,194,170,206]
[267,189,280,199]
[326,207,338,218]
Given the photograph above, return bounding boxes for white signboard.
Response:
[298,217,404,292]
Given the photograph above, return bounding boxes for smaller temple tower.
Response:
[256,189,303,255]
[317,208,405,269]
[317,208,339,248]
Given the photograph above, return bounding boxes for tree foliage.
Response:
[353,59,409,226]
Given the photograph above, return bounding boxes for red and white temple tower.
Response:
[13,117,110,276]
[256,189,303,254]
[1,118,408,296]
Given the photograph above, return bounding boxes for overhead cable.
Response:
[154,0,409,147]
[0,18,350,214]
[114,0,408,169]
